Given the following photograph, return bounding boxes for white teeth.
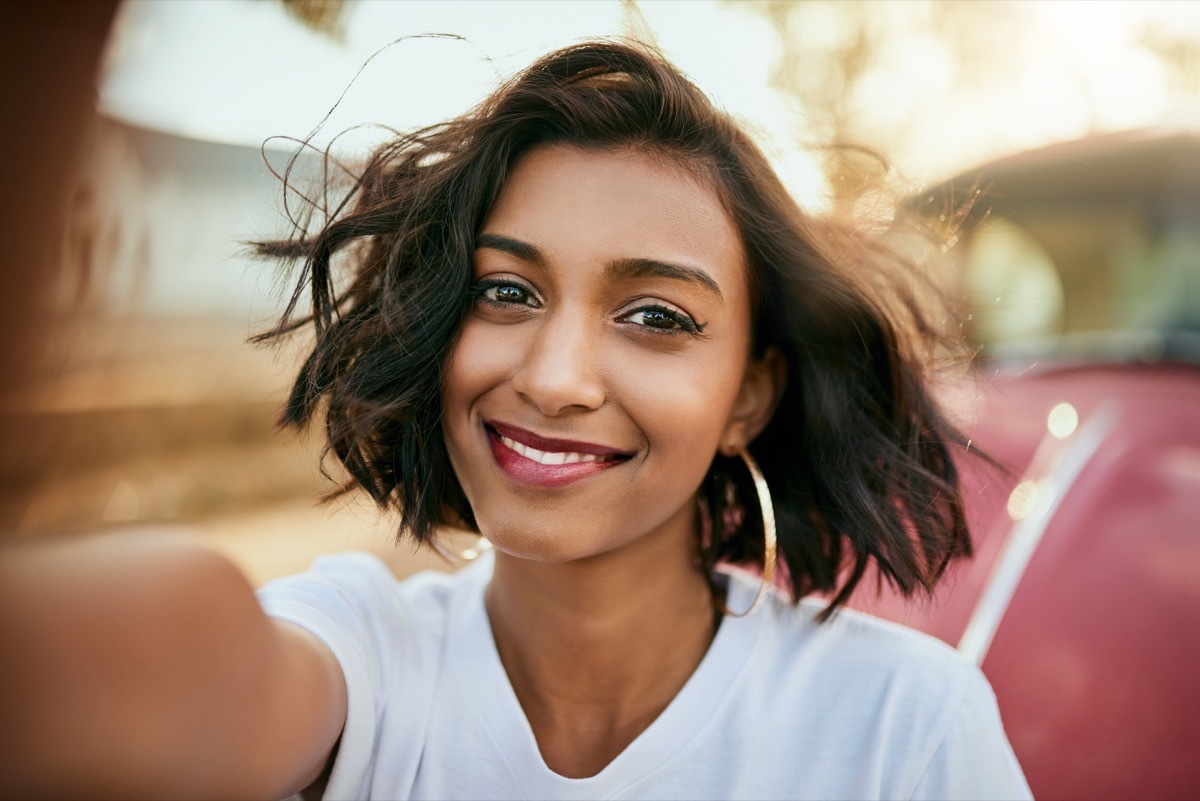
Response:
[499,434,603,465]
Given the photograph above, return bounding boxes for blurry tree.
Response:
[1141,26,1200,101]
[754,0,1053,213]
[758,0,879,216]
[280,0,347,38]
[746,0,1199,211]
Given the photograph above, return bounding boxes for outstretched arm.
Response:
[0,531,346,800]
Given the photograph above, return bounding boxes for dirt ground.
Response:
[3,315,479,586]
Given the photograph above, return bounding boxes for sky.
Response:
[99,0,1198,210]
[99,1,785,151]
[99,1,816,208]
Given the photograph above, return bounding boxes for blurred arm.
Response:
[0,532,346,800]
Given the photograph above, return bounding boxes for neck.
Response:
[483,507,718,778]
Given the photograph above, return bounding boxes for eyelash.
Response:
[621,305,706,336]
[467,279,707,337]
[469,278,540,308]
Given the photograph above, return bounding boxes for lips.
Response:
[485,421,632,487]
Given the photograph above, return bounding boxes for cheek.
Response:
[441,318,515,489]
[443,318,515,414]
[615,342,747,456]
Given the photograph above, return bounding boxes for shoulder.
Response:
[753,588,982,716]
[731,569,976,690]
[258,551,466,627]
[731,578,1029,799]
[254,553,490,799]
[256,552,486,687]
[793,596,970,673]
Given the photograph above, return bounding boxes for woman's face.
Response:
[442,144,766,563]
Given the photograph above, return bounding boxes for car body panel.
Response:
[855,361,1200,800]
[850,125,1200,798]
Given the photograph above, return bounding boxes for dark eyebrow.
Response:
[475,233,545,266]
[476,232,724,301]
[607,257,724,301]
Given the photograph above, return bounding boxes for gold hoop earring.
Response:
[460,535,492,561]
[717,447,777,618]
[431,532,492,563]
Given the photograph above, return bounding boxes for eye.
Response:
[619,304,706,336]
[469,278,540,308]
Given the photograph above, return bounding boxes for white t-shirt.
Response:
[258,551,1031,800]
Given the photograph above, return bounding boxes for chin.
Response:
[474,517,591,564]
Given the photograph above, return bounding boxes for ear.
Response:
[719,347,787,456]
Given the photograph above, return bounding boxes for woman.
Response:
[252,40,1028,799]
[0,41,1029,800]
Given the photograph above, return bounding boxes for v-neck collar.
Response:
[446,554,766,800]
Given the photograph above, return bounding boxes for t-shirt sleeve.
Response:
[256,552,423,801]
[909,666,1033,801]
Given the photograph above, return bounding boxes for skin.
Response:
[0,144,783,796]
[0,532,346,800]
[0,4,345,799]
[442,144,783,777]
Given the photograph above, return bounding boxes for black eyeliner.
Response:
[629,303,708,337]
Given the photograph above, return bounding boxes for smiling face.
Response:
[442,144,772,564]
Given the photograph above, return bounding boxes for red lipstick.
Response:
[485,421,631,488]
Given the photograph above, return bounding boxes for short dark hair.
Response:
[257,40,975,618]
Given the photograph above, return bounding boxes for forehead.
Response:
[482,144,748,294]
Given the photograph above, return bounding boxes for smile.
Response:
[496,434,611,464]
[485,421,632,487]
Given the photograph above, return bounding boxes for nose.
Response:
[511,311,606,416]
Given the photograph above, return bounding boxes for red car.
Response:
[855,127,1200,801]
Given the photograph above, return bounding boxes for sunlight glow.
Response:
[1047,403,1080,440]
[99,0,1196,207]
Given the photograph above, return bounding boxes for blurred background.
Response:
[2,4,1198,798]
[1,0,1196,582]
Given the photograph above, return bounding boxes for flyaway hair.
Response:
[256,40,978,618]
